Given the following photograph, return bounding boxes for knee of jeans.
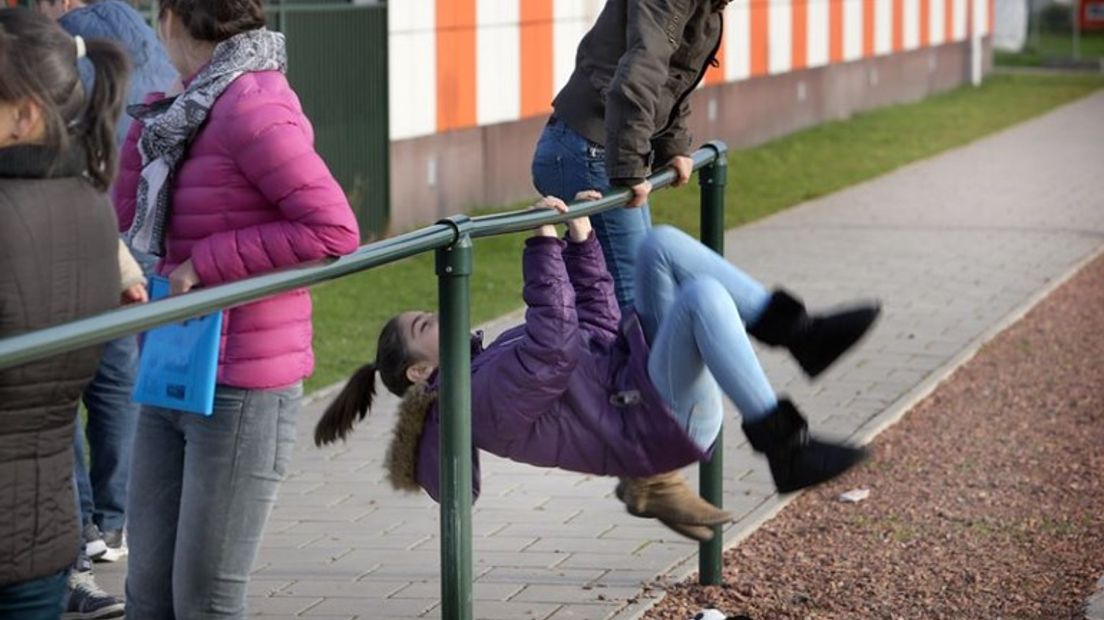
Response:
[682,278,735,319]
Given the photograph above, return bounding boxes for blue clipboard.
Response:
[133,276,222,415]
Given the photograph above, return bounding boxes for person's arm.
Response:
[471,235,584,440]
[651,98,694,186]
[560,194,620,338]
[605,0,693,189]
[118,240,149,305]
[188,93,361,287]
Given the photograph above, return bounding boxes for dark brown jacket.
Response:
[552,0,726,185]
[0,145,119,586]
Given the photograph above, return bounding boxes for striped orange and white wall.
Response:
[388,0,994,141]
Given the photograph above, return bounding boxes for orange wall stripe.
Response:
[945,0,954,40]
[792,0,808,70]
[863,0,876,56]
[436,0,477,132]
[750,0,769,76]
[893,0,904,51]
[989,0,994,34]
[704,27,727,85]
[920,0,930,46]
[520,0,554,117]
[830,0,844,62]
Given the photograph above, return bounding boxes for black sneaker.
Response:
[62,570,124,619]
[96,529,128,563]
[82,523,107,561]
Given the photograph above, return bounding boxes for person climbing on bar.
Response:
[315,194,881,541]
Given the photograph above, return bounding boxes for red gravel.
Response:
[644,252,1104,620]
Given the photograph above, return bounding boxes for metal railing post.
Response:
[697,141,728,585]
[435,217,474,620]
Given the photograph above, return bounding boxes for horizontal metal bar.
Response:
[0,145,723,371]
[469,146,721,238]
[0,225,455,370]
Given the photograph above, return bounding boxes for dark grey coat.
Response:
[0,146,119,586]
[552,0,727,185]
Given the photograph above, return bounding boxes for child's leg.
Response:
[647,276,778,440]
[634,225,772,341]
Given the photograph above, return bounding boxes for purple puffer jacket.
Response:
[114,71,361,389]
[414,234,709,502]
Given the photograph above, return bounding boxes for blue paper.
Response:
[133,276,222,415]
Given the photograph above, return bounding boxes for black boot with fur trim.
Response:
[748,289,881,378]
[742,399,867,494]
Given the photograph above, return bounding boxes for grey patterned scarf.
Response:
[125,29,287,256]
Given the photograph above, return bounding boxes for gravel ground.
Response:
[644,252,1104,620]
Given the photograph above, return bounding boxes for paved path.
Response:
[97,91,1104,619]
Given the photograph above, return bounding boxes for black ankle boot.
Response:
[748,290,881,378]
[742,400,868,494]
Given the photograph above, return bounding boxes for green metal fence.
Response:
[0,142,729,619]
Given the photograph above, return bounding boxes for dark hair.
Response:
[159,0,266,42]
[0,9,128,191]
[314,316,421,446]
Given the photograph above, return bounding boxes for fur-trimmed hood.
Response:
[384,382,437,493]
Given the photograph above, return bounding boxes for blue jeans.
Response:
[532,116,651,310]
[73,334,140,533]
[0,571,67,619]
[125,383,301,619]
[636,226,778,450]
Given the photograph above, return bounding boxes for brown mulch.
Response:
[644,252,1104,620]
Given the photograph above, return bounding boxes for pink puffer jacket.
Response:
[115,70,360,389]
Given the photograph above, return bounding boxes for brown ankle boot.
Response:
[657,519,717,542]
[617,472,733,526]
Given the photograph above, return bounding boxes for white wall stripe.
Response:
[553,0,590,93]
[930,0,945,44]
[875,0,892,54]
[388,0,436,141]
[726,0,751,81]
[977,0,988,35]
[904,0,920,49]
[807,0,830,67]
[476,0,520,126]
[844,0,864,60]
[953,0,967,40]
[768,0,792,74]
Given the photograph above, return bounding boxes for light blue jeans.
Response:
[125,383,301,619]
[636,226,778,451]
[532,116,651,310]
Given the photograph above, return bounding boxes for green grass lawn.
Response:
[306,72,1104,393]
[996,32,1104,66]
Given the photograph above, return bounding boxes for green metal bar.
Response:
[436,216,474,620]
[0,225,455,371]
[697,141,728,585]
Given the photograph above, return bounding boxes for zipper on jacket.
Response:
[658,12,724,137]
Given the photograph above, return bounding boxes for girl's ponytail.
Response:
[314,363,379,446]
[79,39,129,191]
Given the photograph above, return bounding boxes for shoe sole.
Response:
[84,540,108,560]
[60,602,125,620]
[95,547,128,563]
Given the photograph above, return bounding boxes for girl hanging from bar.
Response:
[315,193,880,541]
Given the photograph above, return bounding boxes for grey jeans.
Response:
[125,383,301,619]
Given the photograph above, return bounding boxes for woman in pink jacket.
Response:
[113,1,360,616]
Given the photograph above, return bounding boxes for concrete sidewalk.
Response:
[96,90,1104,619]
